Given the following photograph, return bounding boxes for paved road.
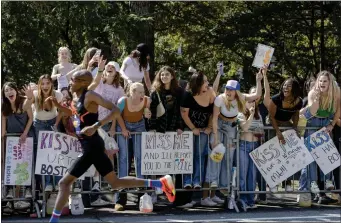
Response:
[2,200,340,223]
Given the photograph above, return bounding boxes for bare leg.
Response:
[54,173,77,211]
[104,171,146,189]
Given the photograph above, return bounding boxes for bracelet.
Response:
[98,70,104,73]
[94,121,102,129]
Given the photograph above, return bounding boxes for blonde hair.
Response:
[58,47,71,63]
[222,90,246,113]
[129,82,144,96]
[37,75,55,111]
[315,71,340,113]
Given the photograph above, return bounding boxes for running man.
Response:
[49,66,175,223]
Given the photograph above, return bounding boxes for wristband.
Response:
[98,70,104,72]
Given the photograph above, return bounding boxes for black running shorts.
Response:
[68,133,113,178]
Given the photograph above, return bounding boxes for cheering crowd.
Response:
[1,43,341,214]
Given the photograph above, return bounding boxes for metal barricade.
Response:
[1,133,41,218]
[235,126,341,212]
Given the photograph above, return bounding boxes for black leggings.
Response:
[69,134,113,178]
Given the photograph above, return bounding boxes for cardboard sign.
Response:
[304,128,341,175]
[252,44,275,68]
[35,131,95,179]
[141,131,193,175]
[250,130,314,188]
[4,137,33,186]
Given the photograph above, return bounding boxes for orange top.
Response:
[122,96,147,123]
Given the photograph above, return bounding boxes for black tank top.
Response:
[74,90,99,131]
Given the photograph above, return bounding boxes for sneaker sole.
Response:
[161,175,175,202]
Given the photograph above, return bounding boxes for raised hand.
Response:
[22,85,34,100]
[98,55,107,71]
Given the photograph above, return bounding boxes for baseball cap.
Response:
[225,80,240,91]
[106,61,120,72]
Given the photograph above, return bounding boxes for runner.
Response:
[49,57,175,223]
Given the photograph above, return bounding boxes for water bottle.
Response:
[73,115,81,135]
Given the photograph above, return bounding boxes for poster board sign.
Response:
[304,128,341,175]
[35,131,95,179]
[252,43,275,68]
[4,137,33,186]
[250,130,314,188]
[141,131,193,175]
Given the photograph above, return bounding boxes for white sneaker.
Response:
[6,188,14,199]
[201,197,217,207]
[211,196,225,204]
[184,184,192,189]
[193,184,202,189]
[210,181,218,188]
[91,197,110,207]
[325,180,334,190]
[177,202,193,208]
[190,200,196,206]
[310,181,320,193]
[45,185,53,192]
[55,185,59,192]
[92,181,100,192]
[285,185,293,192]
[14,201,30,210]
[25,188,32,199]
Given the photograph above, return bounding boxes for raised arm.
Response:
[88,56,106,91]
[262,67,271,108]
[244,69,263,102]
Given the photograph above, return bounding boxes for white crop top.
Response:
[121,57,150,83]
[214,94,240,118]
[33,90,63,121]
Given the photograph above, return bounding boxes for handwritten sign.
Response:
[250,130,314,188]
[252,44,275,68]
[35,131,95,179]
[304,128,341,175]
[141,132,193,175]
[5,137,33,186]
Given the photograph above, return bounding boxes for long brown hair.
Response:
[103,70,121,88]
[1,82,25,116]
[152,66,178,94]
[80,47,97,69]
[37,74,55,111]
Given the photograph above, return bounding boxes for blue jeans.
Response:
[239,140,259,206]
[205,119,236,187]
[299,109,333,191]
[183,133,209,186]
[116,119,145,179]
[34,118,62,187]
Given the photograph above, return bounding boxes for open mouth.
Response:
[140,97,144,102]
[8,95,15,100]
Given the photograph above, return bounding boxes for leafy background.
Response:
[2,1,341,95]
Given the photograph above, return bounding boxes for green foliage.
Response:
[2,1,340,94]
